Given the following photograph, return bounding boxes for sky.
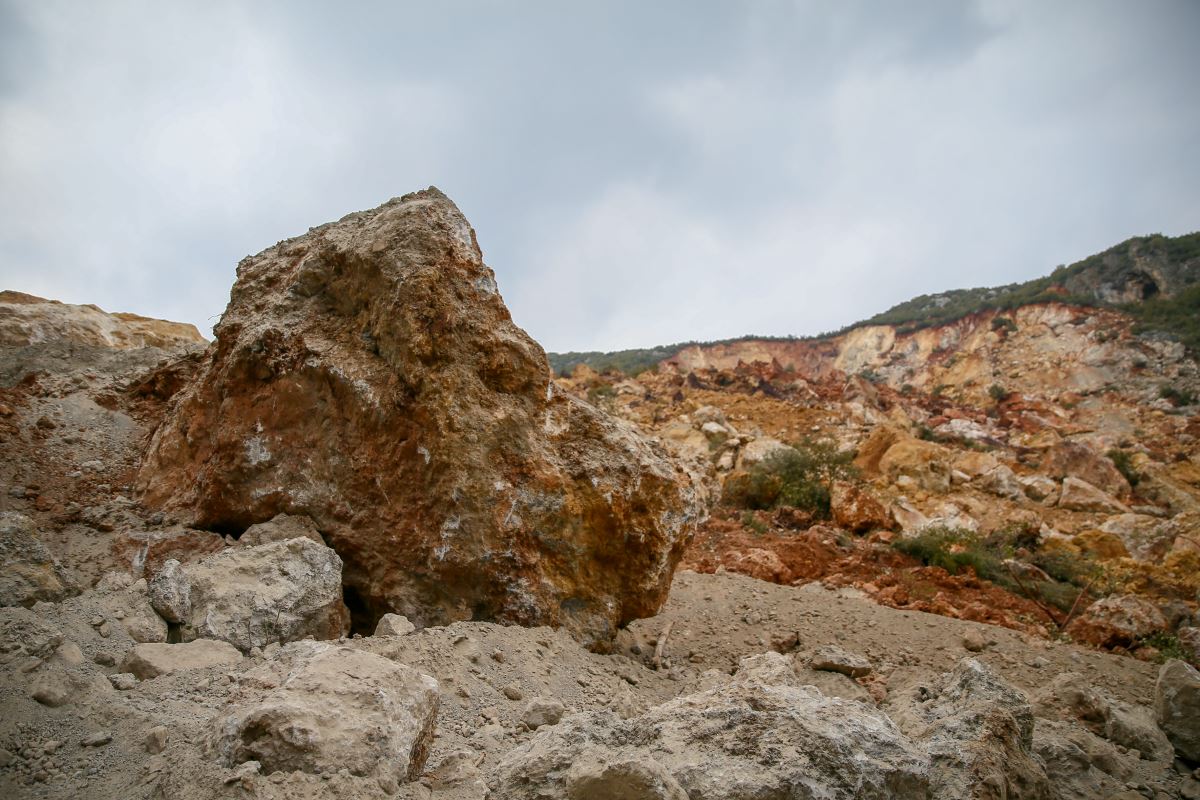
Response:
[1,1,1198,352]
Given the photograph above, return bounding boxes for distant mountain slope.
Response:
[547,231,1200,375]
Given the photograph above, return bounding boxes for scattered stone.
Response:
[809,645,872,678]
[522,697,566,729]
[121,639,242,680]
[80,732,112,747]
[108,673,137,691]
[148,559,190,624]
[374,613,416,637]
[961,628,988,652]
[502,682,524,701]
[208,640,439,786]
[30,671,73,707]
[1043,439,1131,499]
[145,726,169,754]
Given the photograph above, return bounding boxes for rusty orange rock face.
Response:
[137,188,702,648]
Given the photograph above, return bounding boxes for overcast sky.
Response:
[1,1,1198,352]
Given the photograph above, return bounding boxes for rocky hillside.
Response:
[548,230,1200,376]
[1,194,1199,800]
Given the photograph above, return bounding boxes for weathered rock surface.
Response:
[121,639,242,679]
[887,658,1050,799]
[375,612,416,637]
[148,558,190,624]
[1064,594,1167,648]
[0,512,74,607]
[138,188,701,646]
[1155,659,1200,763]
[209,640,439,785]
[238,513,325,547]
[489,651,931,799]
[178,537,349,652]
[1033,672,1172,761]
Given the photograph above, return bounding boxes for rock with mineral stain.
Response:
[138,188,702,647]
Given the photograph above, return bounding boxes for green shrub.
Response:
[991,316,1017,334]
[586,384,615,404]
[988,383,1009,403]
[1140,632,1192,664]
[740,511,769,536]
[892,526,1105,615]
[1159,384,1197,407]
[723,439,857,517]
[1106,448,1140,487]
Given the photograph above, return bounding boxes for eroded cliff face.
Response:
[665,303,1191,406]
[0,291,206,350]
[137,188,703,647]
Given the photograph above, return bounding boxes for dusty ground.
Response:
[2,569,1193,799]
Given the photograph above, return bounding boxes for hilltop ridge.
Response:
[548,230,1200,376]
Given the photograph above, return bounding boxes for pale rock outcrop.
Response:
[121,639,242,680]
[99,586,168,644]
[830,481,891,533]
[488,651,931,799]
[1098,514,1179,563]
[138,188,702,647]
[858,427,953,492]
[209,640,439,785]
[886,658,1050,799]
[178,537,349,652]
[0,512,74,607]
[1155,659,1200,763]
[1042,440,1131,499]
[1058,477,1130,514]
[1065,595,1167,648]
[0,290,205,350]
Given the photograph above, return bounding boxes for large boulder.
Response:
[488,652,932,799]
[1155,659,1200,763]
[1064,595,1167,649]
[1042,440,1131,499]
[1097,514,1180,563]
[174,537,349,652]
[209,640,439,786]
[0,512,74,607]
[138,188,701,647]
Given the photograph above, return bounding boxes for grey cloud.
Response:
[1,0,1197,350]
